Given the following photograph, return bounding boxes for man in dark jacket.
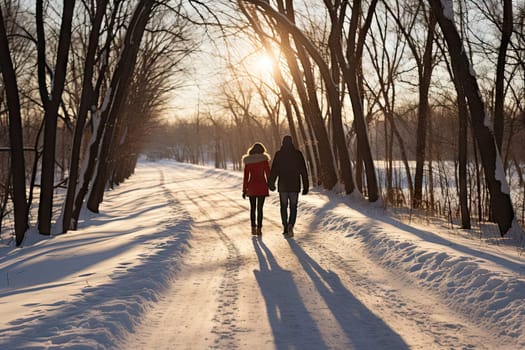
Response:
[268,135,309,237]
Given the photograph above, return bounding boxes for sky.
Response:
[0,160,523,349]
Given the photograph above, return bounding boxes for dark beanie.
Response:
[282,135,293,146]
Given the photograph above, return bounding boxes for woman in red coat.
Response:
[242,143,271,235]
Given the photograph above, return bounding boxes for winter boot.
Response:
[282,224,288,236]
[256,227,262,236]
[287,224,294,238]
[251,226,258,235]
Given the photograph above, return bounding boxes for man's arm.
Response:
[268,152,279,191]
[298,151,309,194]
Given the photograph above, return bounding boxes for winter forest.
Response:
[2,0,525,245]
[2,1,525,349]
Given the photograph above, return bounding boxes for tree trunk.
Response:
[450,61,472,229]
[37,0,76,235]
[413,12,437,209]
[62,0,109,233]
[428,118,435,211]
[429,0,519,238]
[339,0,379,201]
[87,0,155,212]
[385,114,393,202]
[286,14,342,190]
[70,1,120,226]
[493,0,512,150]
[325,1,355,194]
[266,1,337,189]
[440,35,471,229]
[0,6,28,246]
[457,84,471,229]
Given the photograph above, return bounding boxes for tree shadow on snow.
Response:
[0,219,192,349]
[305,196,524,275]
[345,202,525,274]
[286,239,409,350]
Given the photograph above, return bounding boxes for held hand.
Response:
[302,188,308,195]
[268,184,276,192]
[242,192,246,199]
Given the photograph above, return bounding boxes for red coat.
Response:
[242,153,270,196]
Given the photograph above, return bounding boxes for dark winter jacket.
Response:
[242,153,271,196]
[268,136,309,193]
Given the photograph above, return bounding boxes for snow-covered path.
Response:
[121,162,518,349]
[1,161,523,349]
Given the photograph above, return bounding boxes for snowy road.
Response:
[120,162,517,350]
[2,161,522,349]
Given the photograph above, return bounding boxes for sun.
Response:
[257,54,274,72]
[254,53,274,76]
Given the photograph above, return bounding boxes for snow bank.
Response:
[298,196,525,347]
[0,165,192,349]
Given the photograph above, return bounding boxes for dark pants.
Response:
[249,196,266,228]
[279,192,299,227]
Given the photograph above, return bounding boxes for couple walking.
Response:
[242,135,309,238]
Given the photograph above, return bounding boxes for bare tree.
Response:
[62,0,111,233]
[328,0,379,200]
[36,0,76,235]
[428,0,521,239]
[70,0,125,227]
[386,0,438,209]
[274,0,340,190]
[237,1,334,188]
[87,0,157,212]
[242,0,360,192]
[494,0,513,150]
[364,3,414,205]
[0,3,28,245]
[107,10,198,187]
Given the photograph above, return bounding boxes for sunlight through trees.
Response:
[1,0,525,244]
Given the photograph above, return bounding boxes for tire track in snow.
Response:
[180,190,244,349]
[122,167,242,349]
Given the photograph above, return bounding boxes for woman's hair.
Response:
[249,142,266,155]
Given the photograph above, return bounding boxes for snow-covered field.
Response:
[0,160,523,349]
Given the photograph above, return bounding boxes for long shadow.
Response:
[0,218,192,349]
[252,238,329,349]
[286,239,409,350]
[0,176,193,348]
[0,217,178,290]
[372,215,525,272]
[0,282,74,298]
[306,196,525,275]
